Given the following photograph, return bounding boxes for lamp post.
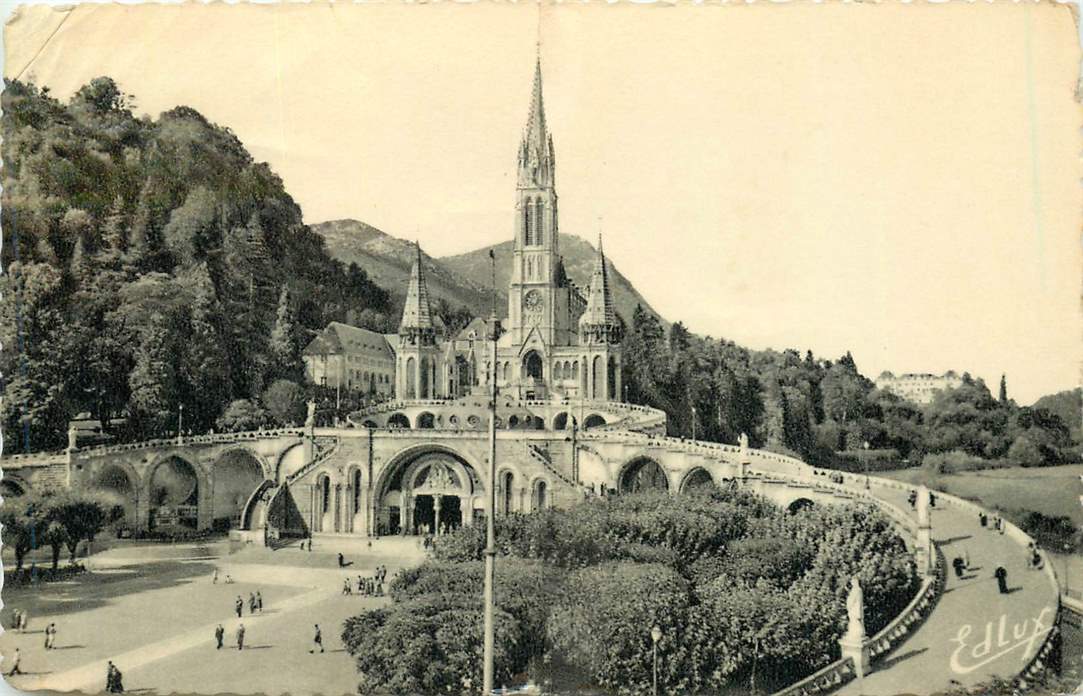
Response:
[863,440,870,489]
[651,625,662,696]
[177,404,184,445]
[482,251,500,696]
[691,406,697,442]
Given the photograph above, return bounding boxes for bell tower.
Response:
[508,54,561,346]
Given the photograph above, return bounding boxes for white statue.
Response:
[738,432,749,452]
[846,576,866,639]
[305,401,316,428]
[67,424,79,451]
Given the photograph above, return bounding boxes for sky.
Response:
[3,1,1081,404]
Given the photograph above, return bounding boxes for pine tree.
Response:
[269,285,301,380]
[128,314,178,436]
[180,264,231,431]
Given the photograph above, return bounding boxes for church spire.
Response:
[400,242,435,340]
[579,235,617,342]
[518,50,555,188]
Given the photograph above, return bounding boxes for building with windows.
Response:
[874,371,963,405]
[302,322,397,397]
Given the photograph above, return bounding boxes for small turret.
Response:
[399,242,436,347]
[579,235,618,345]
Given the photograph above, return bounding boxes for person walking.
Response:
[235,596,244,618]
[337,553,345,568]
[215,624,225,650]
[995,566,1009,594]
[11,609,21,633]
[19,609,29,633]
[979,512,988,528]
[236,623,246,651]
[310,624,324,654]
[342,579,352,596]
[106,661,123,693]
[212,568,219,584]
[952,557,965,579]
[7,648,21,677]
[248,593,257,614]
[255,591,263,613]
[44,623,56,650]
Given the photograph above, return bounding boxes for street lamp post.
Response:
[482,251,500,696]
[177,404,185,445]
[691,406,697,442]
[863,440,870,489]
[651,625,662,696]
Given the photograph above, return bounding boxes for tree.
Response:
[269,286,301,380]
[216,399,268,432]
[0,495,45,572]
[128,313,179,436]
[262,379,303,426]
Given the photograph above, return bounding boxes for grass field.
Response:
[879,464,1083,525]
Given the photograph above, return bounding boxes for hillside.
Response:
[1033,387,1082,443]
[314,219,662,326]
[311,219,496,317]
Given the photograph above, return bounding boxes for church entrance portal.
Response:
[412,494,463,535]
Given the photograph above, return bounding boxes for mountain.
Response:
[311,219,496,317]
[314,219,662,327]
[440,235,662,329]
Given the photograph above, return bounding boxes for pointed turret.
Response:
[579,235,618,344]
[518,53,555,188]
[399,242,436,343]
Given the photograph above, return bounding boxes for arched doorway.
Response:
[417,412,436,429]
[584,414,607,429]
[619,457,669,494]
[608,356,618,400]
[405,357,417,399]
[348,467,363,533]
[524,351,543,381]
[388,413,411,429]
[148,456,201,531]
[212,450,267,531]
[552,412,569,430]
[92,464,137,528]
[500,471,515,515]
[0,478,26,499]
[788,498,815,514]
[680,468,714,494]
[314,473,333,532]
[532,479,549,511]
[374,448,481,537]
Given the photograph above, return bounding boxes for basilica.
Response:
[392,58,623,404]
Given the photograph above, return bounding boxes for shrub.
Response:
[548,562,693,695]
[1007,435,1044,468]
[922,449,986,475]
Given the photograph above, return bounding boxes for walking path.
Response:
[837,476,1059,695]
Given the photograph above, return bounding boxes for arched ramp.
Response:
[679,467,715,494]
[619,457,669,494]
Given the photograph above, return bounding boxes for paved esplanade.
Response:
[837,476,1058,695]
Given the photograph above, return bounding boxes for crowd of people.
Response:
[344,565,389,596]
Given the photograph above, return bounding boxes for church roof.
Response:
[399,242,435,332]
[518,54,555,188]
[579,235,617,329]
[303,321,395,358]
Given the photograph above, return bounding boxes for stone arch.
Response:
[524,350,544,381]
[498,468,517,515]
[388,412,411,429]
[530,416,545,430]
[531,477,550,511]
[788,498,815,514]
[275,442,307,481]
[314,472,333,532]
[552,412,569,430]
[212,448,269,530]
[373,444,484,536]
[0,477,28,498]
[146,453,206,531]
[416,412,436,429]
[91,462,141,527]
[619,457,669,494]
[584,413,607,429]
[239,480,276,531]
[215,446,272,480]
[362,419,379,429]
[554,362,564,380]
[679,467,715,494]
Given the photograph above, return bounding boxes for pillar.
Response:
[460,496,470,527]
[916,484,933,577]
[400,491,408,536]
[434,495,443,534]
[839,634,871,679]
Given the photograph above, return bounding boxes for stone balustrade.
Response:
[770,657,856,696]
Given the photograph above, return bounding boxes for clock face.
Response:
[524,290,544,313]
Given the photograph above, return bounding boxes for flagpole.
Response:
[483,248,499,695]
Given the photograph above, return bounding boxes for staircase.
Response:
[284,438,341,487]
[527,443,588,496]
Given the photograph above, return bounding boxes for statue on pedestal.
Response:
[67,424,79,452]
[845,576,866,640]
[305,401,316,428]
[738,432,749,453]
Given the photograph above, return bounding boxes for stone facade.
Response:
[874,371,962,405]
